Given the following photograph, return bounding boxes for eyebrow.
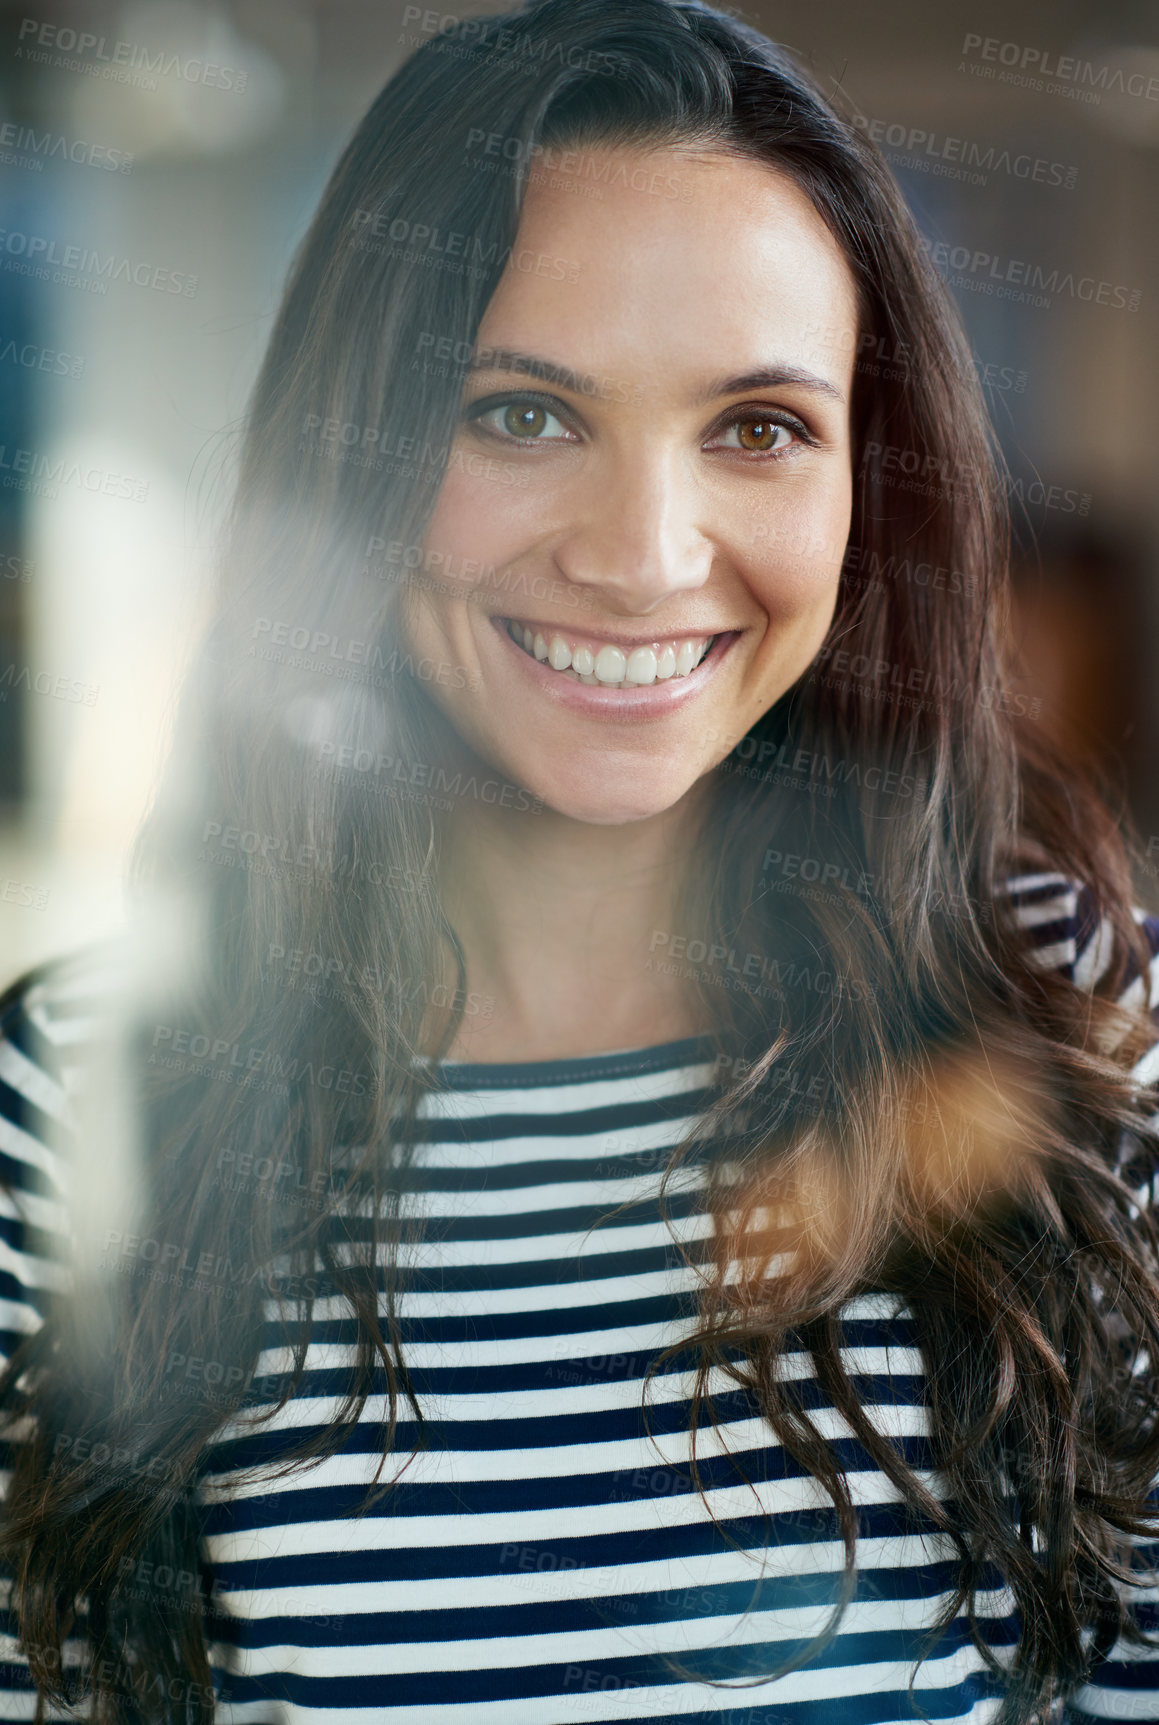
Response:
[698,364,846,406]
[466,349,846,406]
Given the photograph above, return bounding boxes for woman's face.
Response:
[403,145,859,825]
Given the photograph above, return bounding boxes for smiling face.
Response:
[401,144,860,825]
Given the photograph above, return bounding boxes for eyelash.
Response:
[464,392,818,461]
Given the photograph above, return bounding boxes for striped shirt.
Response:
[1,874,1159,1721]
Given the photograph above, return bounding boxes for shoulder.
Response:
[1002,872,1159,1215]
[1002,872,1159,1181]
[0,943,121,1202]
[1001,869,1159,1010]
[0,949,118,1358]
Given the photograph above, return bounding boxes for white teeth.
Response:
[625,646,657,685]
[505,620,718,687]
[594,644,628,685]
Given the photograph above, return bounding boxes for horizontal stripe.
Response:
[204,1537,999,1621]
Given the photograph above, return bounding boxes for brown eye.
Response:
[735,418,787,452]
[471,398,571,443]
[503,403,548,438]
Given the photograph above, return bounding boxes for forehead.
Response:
[477,145,860,393]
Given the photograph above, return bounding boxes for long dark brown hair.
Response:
[2,0,1158,1719]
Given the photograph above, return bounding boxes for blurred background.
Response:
[0,0,1156,979]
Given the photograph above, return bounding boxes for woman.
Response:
[1,0,1158,1718]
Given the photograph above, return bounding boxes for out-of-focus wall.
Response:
[0,0,1156,980]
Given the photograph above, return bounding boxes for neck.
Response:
[425,783,713,1063]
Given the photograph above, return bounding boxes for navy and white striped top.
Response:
[2,873,1159,1722]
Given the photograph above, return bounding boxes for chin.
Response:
[527,773,699,827]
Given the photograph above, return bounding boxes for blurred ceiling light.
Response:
[28,435,206,853]
[64,0,287,160]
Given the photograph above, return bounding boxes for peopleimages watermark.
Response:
[500,1540,584,1575]
[762,848,877,898]
[0,226,198,297]
[498,1540,588,1599]
[0,1640,220,1713]
[14,18,251,92]
[162,1348,246,1405]
[50,1430,184,1495]
[918,236,1142,313]
[0,663,99,705]
[114,1548,339,1634]
[116,1552,231,1620]
[708,731,928,801]
[1,878,50,911]
[215,1144,332,1215]
[713,1051,840,1107]
[561,1665,642,1704]
[0,120,132,174]
[147,1018,377,1102]
[413,333,645,405]
[298,411,528,489]
[648,928,877,1004]
[463,129,692,201]
[959,33,1159,104]
[315,740,544,815]
[851,112,1077,190]
[249,616,481,691]
[350,209,580,287]
[862,439,1091,517]
[398,6,629,80]
[265,941,496,1021]
[840,546,979,597]
[757,851,993,927]
[365,536,594,612]
[0,443,148,503]
[102,1228,322,1306]
[0,335,84,379]
[802,318,1029,395]
[1,552,35,582]
[606,1464,694,1503]
[747,526,979,596]
[811,647,1043,720]
[196,819,428,895]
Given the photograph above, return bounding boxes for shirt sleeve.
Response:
[0,969,90,1717]
[1062,895,1159,1720]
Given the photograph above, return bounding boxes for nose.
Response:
[549,447,714,615]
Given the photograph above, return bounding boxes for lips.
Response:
[500,618,717,688]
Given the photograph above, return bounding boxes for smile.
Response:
[500,618,716,688]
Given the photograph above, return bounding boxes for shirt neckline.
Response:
[414,1032,720,1090]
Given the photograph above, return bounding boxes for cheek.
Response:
[743,484,852,620]
[419,472,476,577]
[398,470,516,654]
[423,456,544,568]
